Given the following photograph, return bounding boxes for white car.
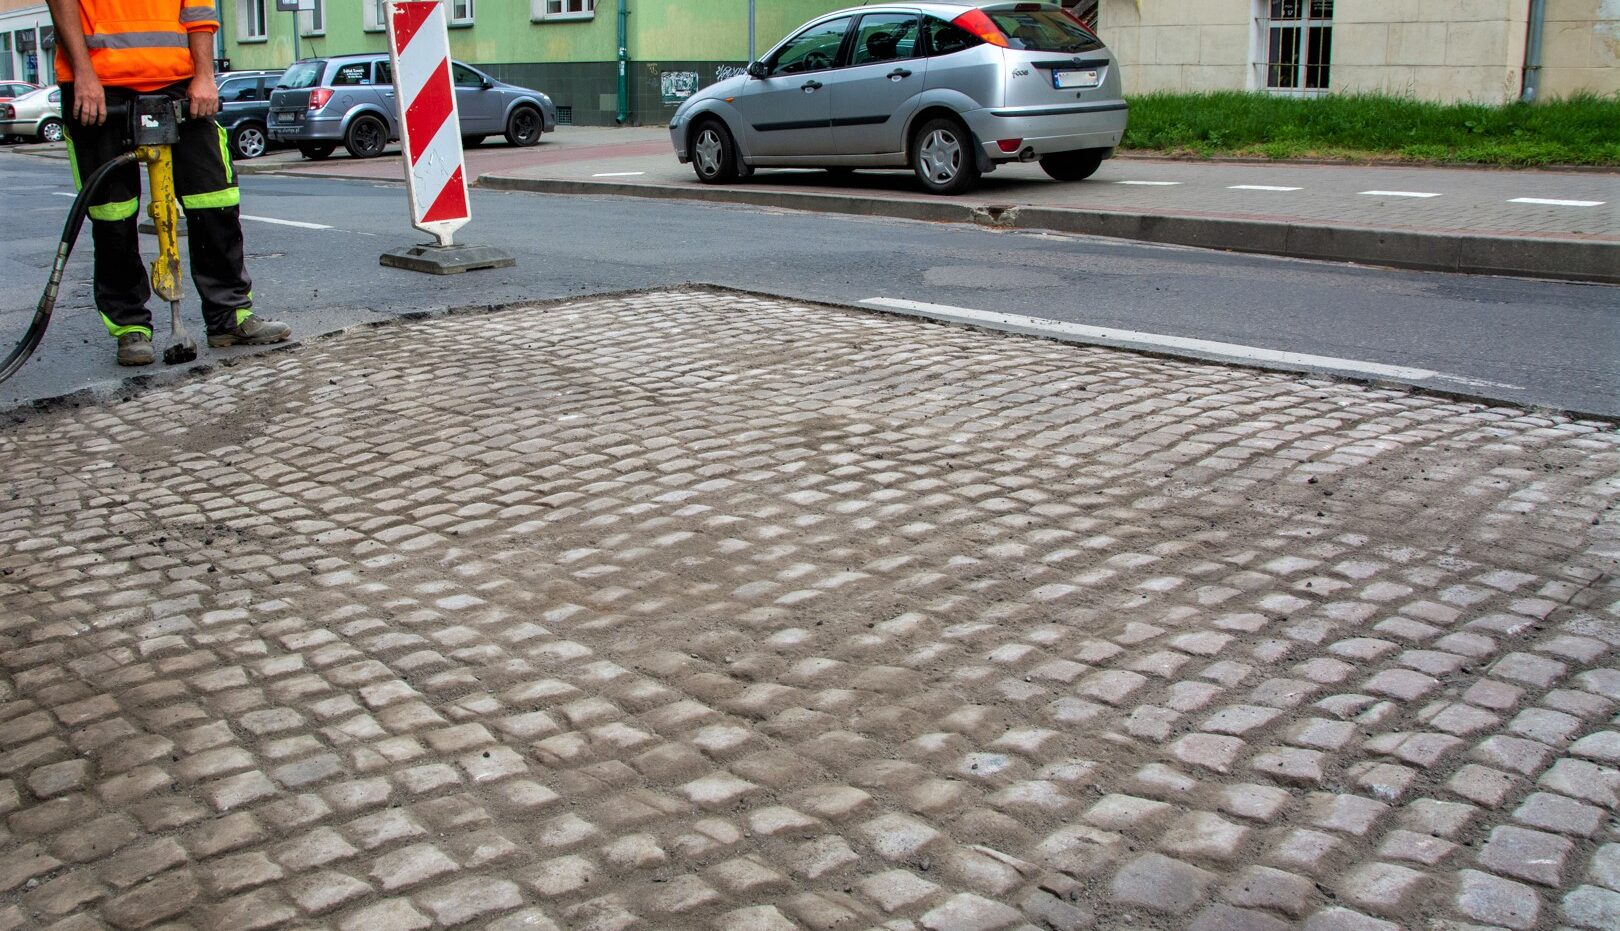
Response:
[0,85,64,143]
[670,1,1127,194]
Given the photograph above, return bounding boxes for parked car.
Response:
[0,85,64,143]
[0,81,39,102]
[670,1,1127,195]
[216,69,285,159]
[267,53,557,160]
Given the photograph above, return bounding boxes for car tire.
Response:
[911,116,979,195]
[689,119,741,184]
[344,114,388,159]
[1040,149,1105,182]
[38,118,64,144]
[504,107,542,147]
[298,143,336,161]
[230,122,268,160]
[462,135,486,148]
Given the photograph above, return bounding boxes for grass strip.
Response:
[1120,91,1620,167]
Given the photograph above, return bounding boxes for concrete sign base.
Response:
[379,242,516,275]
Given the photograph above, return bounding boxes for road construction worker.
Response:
[46,0,291,366]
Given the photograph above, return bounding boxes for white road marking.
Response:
[53,192,74,197]
[241,214,332,230]
[1229,185,1302,192]
[1509,197,1605,207]
[858,297,1522,391]
[592,171,646,177]
[1116,180,1182,186]
[1361,190,1442,198]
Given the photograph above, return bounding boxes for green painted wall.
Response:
[220,0,849,125]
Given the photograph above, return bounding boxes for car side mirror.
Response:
[746,61,767,79]
[482,79,494,89]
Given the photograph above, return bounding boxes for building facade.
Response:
[0,0,53,87]
[1096,0,1620,104]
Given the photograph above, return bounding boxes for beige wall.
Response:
[1098,0,1619,103]
[1097,0,1251,95]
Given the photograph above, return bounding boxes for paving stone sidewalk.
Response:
[0,289,1617,931]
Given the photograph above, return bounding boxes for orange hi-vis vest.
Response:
[56,0,219,92]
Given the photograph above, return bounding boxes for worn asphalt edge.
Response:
[478,175,1620,286]
[4,284,1616,426]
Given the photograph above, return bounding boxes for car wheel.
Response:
[504,107,542,147]
[230,122,268,160]
[689,119,741,184]
[38,118,64,144]
[344,115,388,159]
[911,116,979,195]
[1040,149,1105,182]
[298,143,336,161]
[462,135,486,148]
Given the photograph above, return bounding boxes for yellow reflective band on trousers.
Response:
[182,188,241,210]
[65,134,83,190]
[100,314,152,339]
[218,125,234,184]
[90,197,140,221]
[235,307,254,325]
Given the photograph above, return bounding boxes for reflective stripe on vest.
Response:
[85,32,189,50]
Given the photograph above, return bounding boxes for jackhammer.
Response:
[0,95,197,384]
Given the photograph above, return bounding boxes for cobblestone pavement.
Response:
[1,289,1618,931]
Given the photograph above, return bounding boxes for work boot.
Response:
[208,314,292,348]
[117,332,155,366]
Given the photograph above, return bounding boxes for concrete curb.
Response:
[479,175,1620,285]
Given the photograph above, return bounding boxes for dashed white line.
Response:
[241,215,332,230]
[858,297,1522,391]
[592,171,647,178]
[1509,197,1605,207]
[1362,190,1442,198]
[1115,180,1182,186]
[1229,185,1303,192]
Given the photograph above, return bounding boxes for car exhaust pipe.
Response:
[1019,147,1037,162]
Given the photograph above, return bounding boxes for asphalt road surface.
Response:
[2,151,1616,417]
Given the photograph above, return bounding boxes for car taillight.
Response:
[951,9,1010,48]
[0,104,12,119]
[308,88,334,110]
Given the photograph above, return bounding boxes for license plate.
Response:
[1053,69,1101,89]
[271,111,300,124]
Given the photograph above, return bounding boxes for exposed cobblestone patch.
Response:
[1,289,1616,929]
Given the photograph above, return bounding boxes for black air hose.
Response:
[0,152,139,384]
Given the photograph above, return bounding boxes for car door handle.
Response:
[888,68,912,80]
[801,80,823,92]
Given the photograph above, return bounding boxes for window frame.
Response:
[237,0,267,42]
[364,0,385,32]
[300,0,325,37]
[533,0,595,22]
[448,0,474,26]
[1255,0,1333,94]
[848,12,922,68]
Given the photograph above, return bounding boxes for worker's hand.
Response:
[73,73,106,125]
[186,74,219,119]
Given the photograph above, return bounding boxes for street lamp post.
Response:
[748,0,755,62]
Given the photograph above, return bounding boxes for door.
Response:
[452,62,502,135]
[828,12,925,156]
[735,15,851,158]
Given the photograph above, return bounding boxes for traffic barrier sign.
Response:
[380,0,513,274]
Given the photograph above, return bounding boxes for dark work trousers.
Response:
[62,81,253,339]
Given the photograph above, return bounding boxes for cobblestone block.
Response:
[1455,869,1542,930]
[1109,853,1214,915]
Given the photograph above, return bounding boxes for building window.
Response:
[535,0,594,20]
[1259,0,1331,92]
[449,0,474,25]
[301,0,325,36]
[238,0,267,41]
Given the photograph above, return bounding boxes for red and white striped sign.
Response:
[386,0,470,246]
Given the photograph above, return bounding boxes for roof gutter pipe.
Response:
[1521,0,1547,102]
[616,0,629,123]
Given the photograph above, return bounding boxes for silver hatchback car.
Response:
[670,1,1126,194]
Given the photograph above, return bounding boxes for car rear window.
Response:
[924,16,984,56]
[987,10,1104,53]
[279,61,325,89]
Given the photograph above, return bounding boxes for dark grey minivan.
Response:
[268,53,557,160]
